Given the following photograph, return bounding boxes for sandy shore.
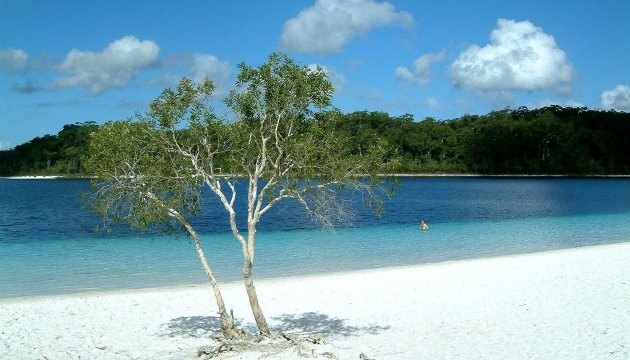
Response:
[3,175,63,180]
[1,242,628,359]
[2,175,96,180]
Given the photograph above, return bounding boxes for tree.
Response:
[221,54,393,335]
[85,118,243,339]
[86,53,393,339]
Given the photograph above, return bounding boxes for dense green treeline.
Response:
[1,107,629,176]
[0,122,98,176]
[335,106,630,174]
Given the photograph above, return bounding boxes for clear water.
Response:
[1,177,630,298]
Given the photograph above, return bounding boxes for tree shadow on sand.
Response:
[159,312,389,339]
[158,315,256,338]
[271,312,390,337]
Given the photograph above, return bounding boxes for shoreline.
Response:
[2,242,628,359]
[2,241,627,302]
[2,175,96,180]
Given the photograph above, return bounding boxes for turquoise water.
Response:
[1,178,630,297]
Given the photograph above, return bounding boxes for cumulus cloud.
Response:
[396,50,446,85]
[52,36,160,95]
[0,141,12,150]
[190,54,232,90]
[0,49,55,74]
[148,53,233,96]
[281,0,414,55]
[600,85,630,112]
[0,48,29,72]
[308,64,347,91]
[450,19,575,92]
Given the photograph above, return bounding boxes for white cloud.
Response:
[0,49,55,74]
[600,85,630,112]
[190,54,232,93]
[281,0,414,55]
[0,141,12,150]
[308,64,347,91]
[148,54,233,96]
[0,48,29,72]
[53,36,160,95]
[450,19,575,92]
[396,50,446,85]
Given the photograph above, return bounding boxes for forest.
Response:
[0,121,99,176]
[1,106,629,176]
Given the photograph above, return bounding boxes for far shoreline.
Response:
[1,175,96,180]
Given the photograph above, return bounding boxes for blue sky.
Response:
[1,0,629,149]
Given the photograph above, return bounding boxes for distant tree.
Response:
[86,53,393,339]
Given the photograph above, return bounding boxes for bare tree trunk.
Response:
[243,258,270,336]
[193,234,242,339]
[169,206,242,339]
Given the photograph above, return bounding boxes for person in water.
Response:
[420,219,428,231]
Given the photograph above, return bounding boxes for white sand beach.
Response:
[1,242,628,359]
[3,175,62,180]
[3,175,97,180]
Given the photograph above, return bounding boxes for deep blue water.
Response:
[1,177,630,297]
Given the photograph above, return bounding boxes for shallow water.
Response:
[1,177,629,297]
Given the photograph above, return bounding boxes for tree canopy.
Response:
[85,53,394,340]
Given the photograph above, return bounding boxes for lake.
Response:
[1,177,630,298]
